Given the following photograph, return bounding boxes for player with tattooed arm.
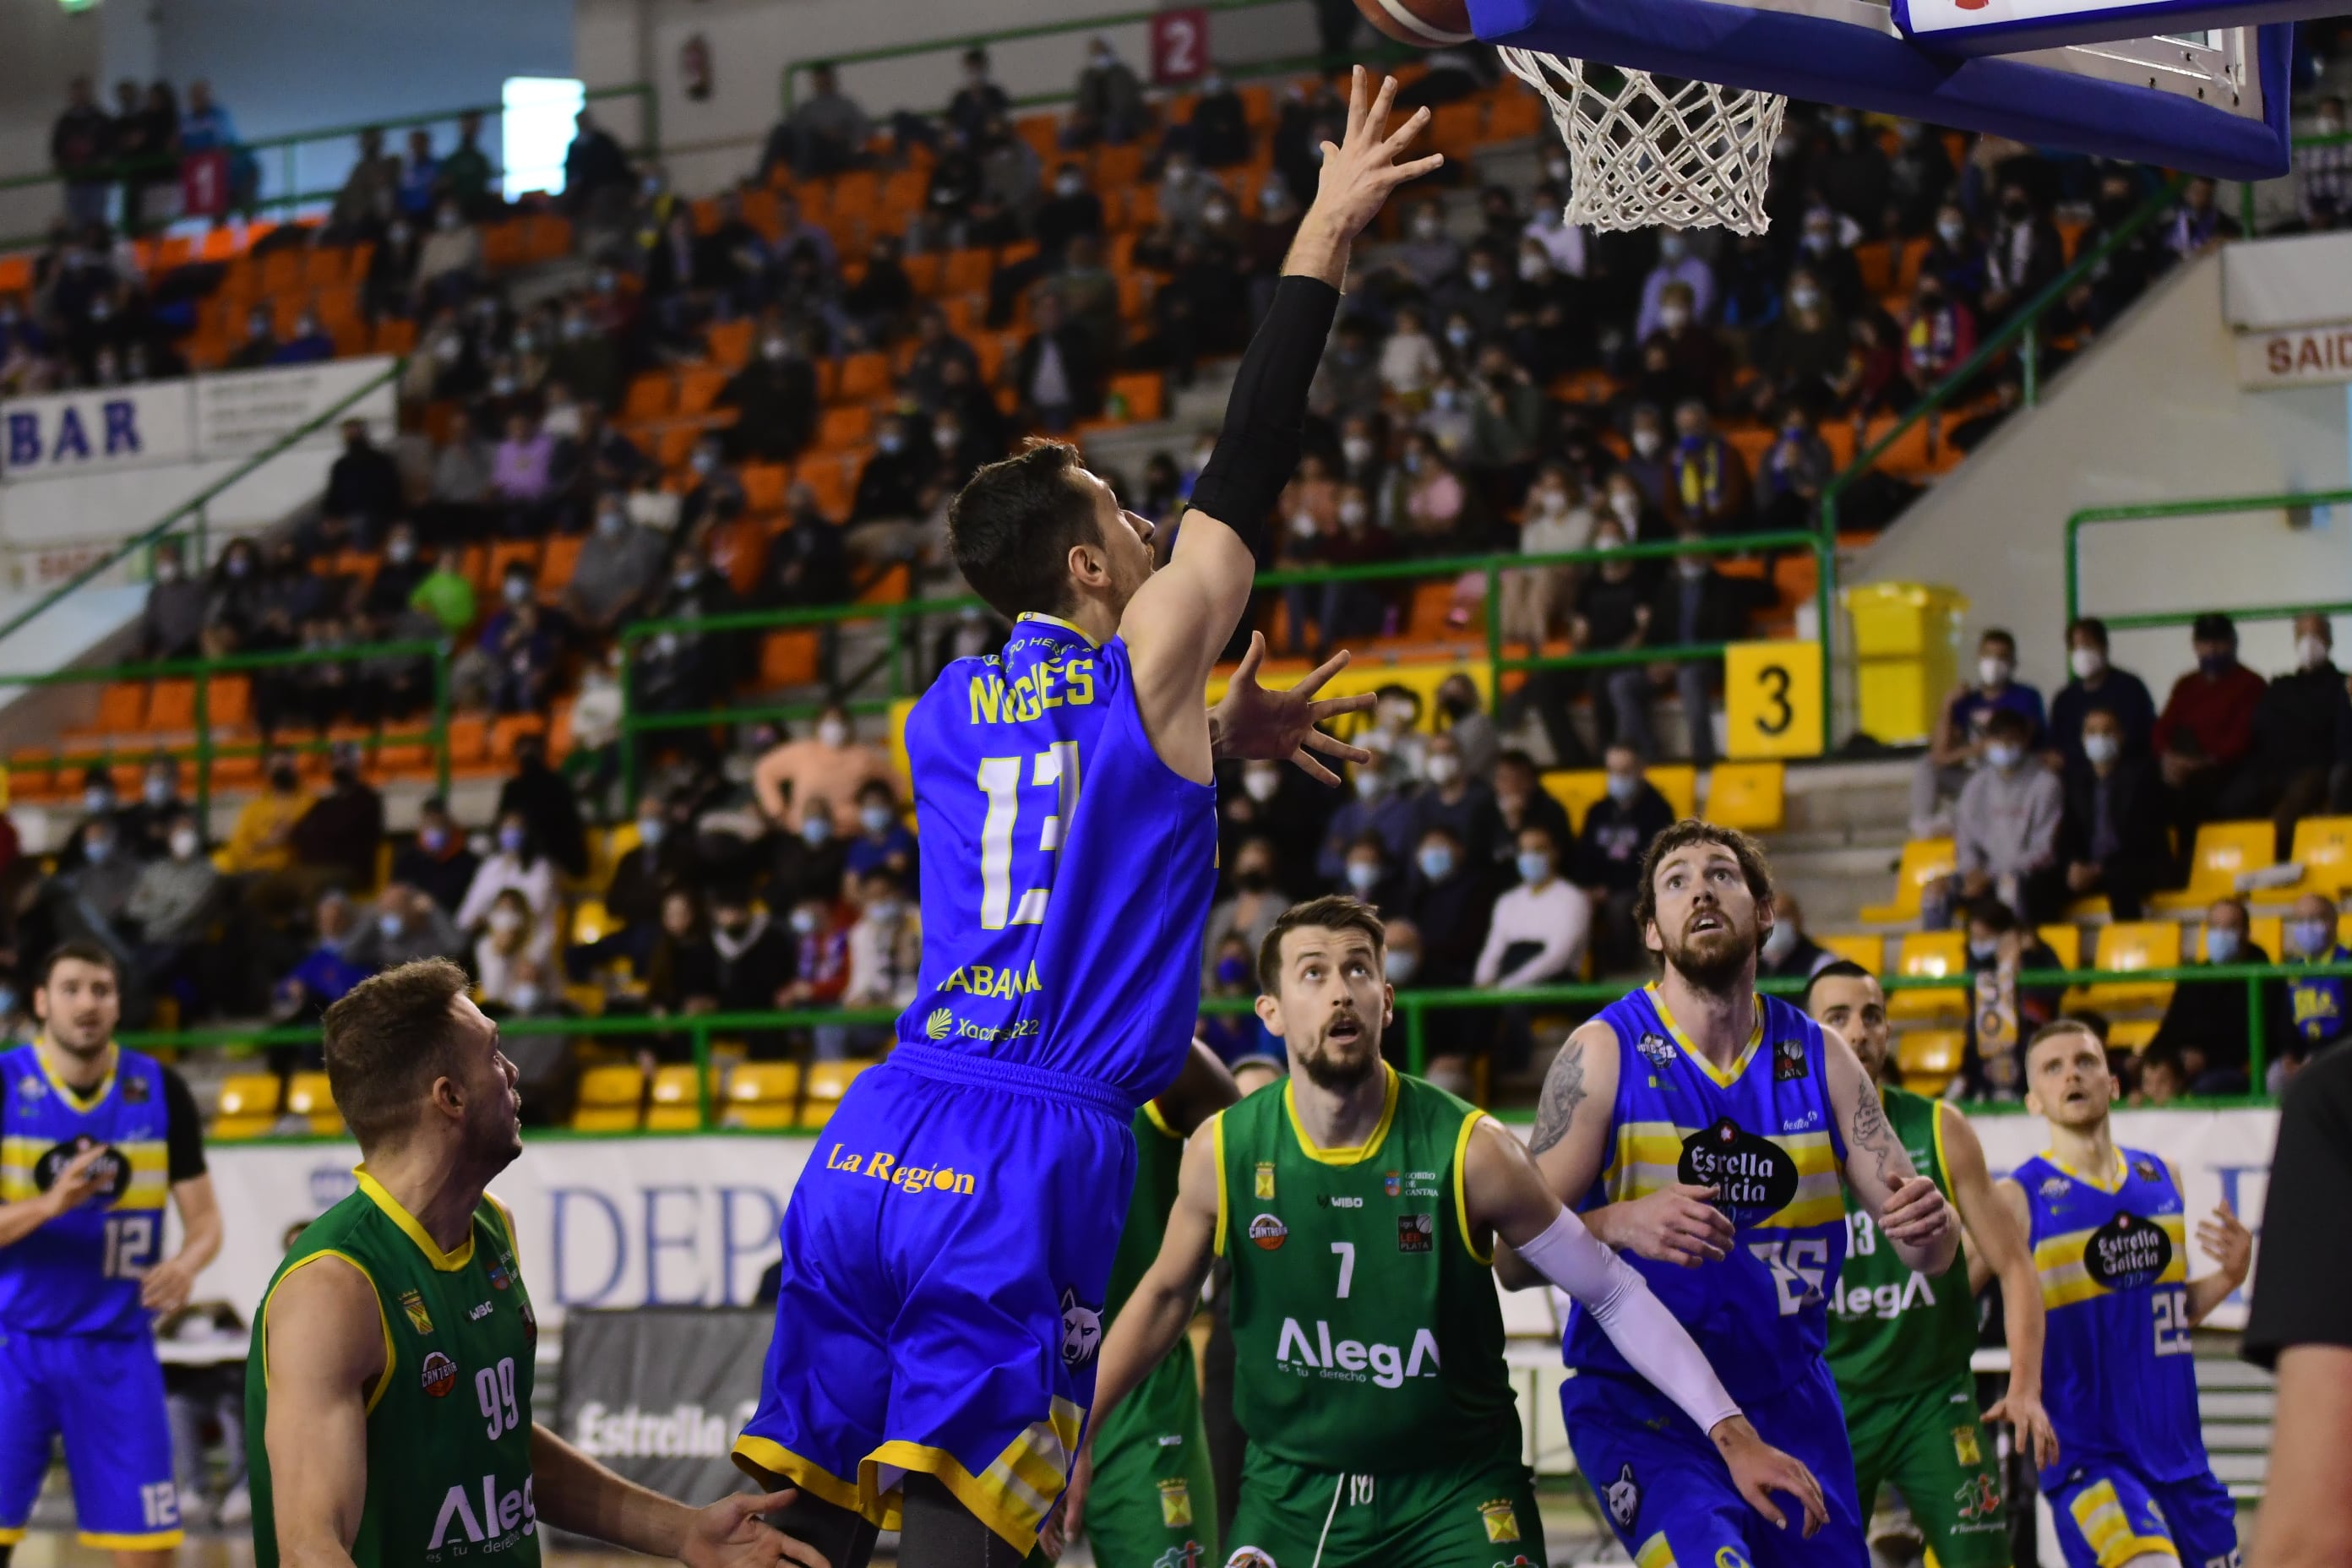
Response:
[1511,822,1959,1568]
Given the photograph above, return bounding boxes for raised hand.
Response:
[2197,1197,2251,1286]
[1208,633,1376,786]
[1287,68,1446,283]
[678,1489,829,1568]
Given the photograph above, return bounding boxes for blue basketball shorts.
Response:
[0,1326,182,1549]
[732,1044,1137,1555]
[2045,1460,2239,1568]
[1563,1354,1868,1568]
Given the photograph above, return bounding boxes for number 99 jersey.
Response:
[0,1043,178,1336]
[901,613,1218,1102]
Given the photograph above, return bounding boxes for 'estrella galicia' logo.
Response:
[33,1136,128,1202]
[2082,1211,2172,1291]
[1677,1119,1799,1222]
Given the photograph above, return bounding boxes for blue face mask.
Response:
[1345,861,1382,894]
[637,818,664,847]
[1215,956,1250,988]
[498,827,526,855]
[2203,928,2240,965]
[1418,847,1455,882]
[1516,852,1551,885]
[2290,918,2333,958]
[802,816,833,847]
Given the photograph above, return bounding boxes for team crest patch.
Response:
[122,1075,150,1103]
[925,1008,952,1041]
[399,1290,433,1335]
[1059,1287,1102,1368]
[2039,1175,2072,1200]
[1636,1032,1675,1069]
[1478,1500,1520,1543]
[2134,1158,2161,1182]
[1255,1162,1276,1200]
[1152,1545,1206,1568]
[1397,1213,1434,1253]
[16,1074,42,1100]
[1952,1424,1982,1467]
[1953,1473,2001,1522]
[1249,1213,1288,1250]
[1772,1034,1808,1081]
[1385,1170,1402,1197]
[1158,1477,1194,1527]
[1225,1549,1277,1568]
[1605,1463,1641,1529]
[488,1257,512,1291]
[419,1349,457,1397]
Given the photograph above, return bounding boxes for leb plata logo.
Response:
[1772,1034,1808,1081]
[1396,1212,1434,1253]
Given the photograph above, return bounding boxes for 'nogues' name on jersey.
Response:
[1274,1316,1441,1389]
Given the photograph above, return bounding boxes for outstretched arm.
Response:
[530,1425,823,1566]
[1826,1025,1959,1277]
[1120,68,1440,781]
[1939,1104,2056,1470]
[1466,1119,1827,1538]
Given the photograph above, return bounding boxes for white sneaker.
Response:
[218,1482,252,1527]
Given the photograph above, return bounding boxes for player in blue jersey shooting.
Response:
[1515,820,1961,1567]
[733,67,1445,1568]
[1996,1021,2249,1568]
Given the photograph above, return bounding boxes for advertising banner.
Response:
[555,1308,776,1502]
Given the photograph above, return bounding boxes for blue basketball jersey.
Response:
[1565,986,1848,1407]
[900,612,1219,1102]
[2014,1146,2209,1488]
[0,1044,173,1337]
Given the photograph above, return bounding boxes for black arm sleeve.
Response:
[161,1067,208,1182]
[1184,274,1342,550]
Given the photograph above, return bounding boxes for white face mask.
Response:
[1353,770,1386,801]
[817,719,850,749]
[1788,286,1821,313]
[169,827,199,859]
[2298,634,2331,671]
[1609,490,1641,524]
[1413,214,1442,240]
[1658,305,1690,331]
[2069,646,2105,681]
[1385,950,1418,983]
[1342,436,1374,466]
[1519,254,1548,282]
[1425,754,1461,787]
[1979,656,2012,688]
[1346,860,1382,893]
[1242,765,1280,803]
[489,906,523,935]
[2082,732,2121,766]
[1760,920,1798,963]
[1938,219,1968,245]
[1985,743,2023,770]
[1631,428,1662,459]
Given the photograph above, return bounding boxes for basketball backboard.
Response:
[1473,0,2294,177]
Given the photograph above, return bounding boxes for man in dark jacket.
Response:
[1397,821,1494,1092]
[1604,529,1750,767]
[289,747,384,890]
[389,797,479,915]
[1576,743,1677,972]
[1010,292,1101,432]
[496,732,588,880]
[2059,704,2175,919]
[720,331,819,462]
[319,419,403,548]
[2219,612,2352,854]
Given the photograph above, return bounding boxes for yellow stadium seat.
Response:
[2105,1019,2159,1051]
[1897,1028,1963,1095]
[1860,839,1957,924]
[1887,930,1969,1021]
[2148,820,2274,913]
[1818,932,1884,972]
[1647,765,1699,822]
[1540,770,1609,836]
[1706,762,1784,832]
[797,1059,873,1130]
[215,1072,282,1122]
[572,1063,645,1128]
[2036,924,2082,971]
[724,1062,805,1130]
[285,1071,342,1135]
[211,1114,278,1141]
[586,822,642,895]
[571,899,615,945]
[645,1064,710,1131]
[2063,922,2180,1013]
[2267,815,2352,902]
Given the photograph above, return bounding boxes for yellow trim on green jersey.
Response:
[1141,1098,1180,1141]
[259,1249,398,1415]
[355,1166,474,1272]
[1452,1109,1491,1265]
[1282,1064,1401,1166]
[1211,1111,1229,1256]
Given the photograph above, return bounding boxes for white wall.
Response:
[1853,243,2352,706]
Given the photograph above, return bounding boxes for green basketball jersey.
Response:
[1212,1066,1518,1474]
[1101,1102,1201,1444]
[246,1168,541,1568]
[1824,1085,1979,1396]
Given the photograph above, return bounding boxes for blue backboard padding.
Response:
[1892,0,2322,61]
[1473,0,2293,179]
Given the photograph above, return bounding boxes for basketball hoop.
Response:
[1500,48,1787,234]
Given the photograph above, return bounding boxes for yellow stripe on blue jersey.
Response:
[1565,988,1849,1407]
[2014,1146,2212,1488]
[0,1043,176,1335]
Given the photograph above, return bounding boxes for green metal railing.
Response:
[782,0,1395,117]
[2238,127,2352,237]
[2065,486,2352,630]
[3,638,451,823]
[9,82,659,252]
[119,959,2315,1137]
[614,531,1837,803]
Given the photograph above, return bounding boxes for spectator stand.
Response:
[2238,121,2352,236]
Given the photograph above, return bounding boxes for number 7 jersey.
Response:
[901,612,1218,1102]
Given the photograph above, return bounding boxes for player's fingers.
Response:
[1740,1477,1788,1531]
[1364,73,1400,144]
[1388,152,1446,183]
[776,1534,831,1568]
[1290,747,1342,787]
[737,1489,798,1516]
[1301,730,1374,766]
[1289,644,1354,699]
[1303,693,1378,725]
[1232,629,1266,685]
[1383,104,1434,155]
[1797,1465,1829,1536]
[1342,65,1368,143]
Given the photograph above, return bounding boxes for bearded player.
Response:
[733,69,1444,1567]
[1997,1021,2250,1568]
[1804,962,2057,1568]
[1520,822,1960,1567]
[1066,895,1826,1568]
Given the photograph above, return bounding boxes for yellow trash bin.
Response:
[1843,583,1969,746]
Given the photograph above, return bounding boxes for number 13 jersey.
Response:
[903,613,1217,1101]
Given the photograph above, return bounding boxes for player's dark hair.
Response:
[322,958,473,1149]
[1979,627,2017,655]
[1984,707,2033,743]
[36,939,119,989]
[2067,616,2110,648]
[948,438,1103,622]
[1631,819,1776,945]
[1801,958,1876,1010]
[1258,894,1386,996]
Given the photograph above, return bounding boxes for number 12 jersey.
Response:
[901,612,1218,1101]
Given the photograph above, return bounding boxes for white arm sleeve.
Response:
[1515,1205,1742,1435]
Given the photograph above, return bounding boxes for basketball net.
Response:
[1499,47,1787,234]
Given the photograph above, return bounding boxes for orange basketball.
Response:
[1353,0,1475,46]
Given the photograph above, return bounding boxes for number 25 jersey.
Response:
[2013,1148,2208,1488]
[901,612,1218,1102]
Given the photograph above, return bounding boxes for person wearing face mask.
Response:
[2294,94,2351,230]
[390,796,482,917]
[285,743,388,894]
[1952,897,2064,1097]
[1309,322,1384,426]
[271,891,375,1022]
[717,323,819,462]
[318,418,402,551]
[1618,405,1674,514]
[1315,754,1423,885]
[1392,199,1462,290]
[2145,898,2268,1096]
[1750,270,1847,416]
[1377,304,1444,404]
[493,732,589,880]
[126,808,227,1007]
[1433,242,1511,341]
[1410,730,1500,867]
[1200,836,1292,989]
[843,868,923,1021]
[139,536,208,662]
[2058,705,2175,920]
[1980,182,2064,326]
[1914,628,2046,838]
[634,543,745,737]
[1754,403,1836,534]
[1066,37,1146,149]
[1811,108,1891,229]
[845,780,918,887]
[1660,399,1749,537]
[2153,612,2268,841]
[1756,892,1833,981]
[1397,823,1494,1090]
[1636,230,1717,345]
[1952,709,2063,923]
[346,881,462,972]
[1338,834,1402,912]
[562,493,665,633]
[1604,526,1745,769]
[1475,823,1591,996]
[2046,616,2156,776]
[1574,743,1676,971]
[753,704,891,836]
[1917,202,1989,317]
[455,810,558,961]
[2216,612,2352,854]
[2272,892,2352,1093]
